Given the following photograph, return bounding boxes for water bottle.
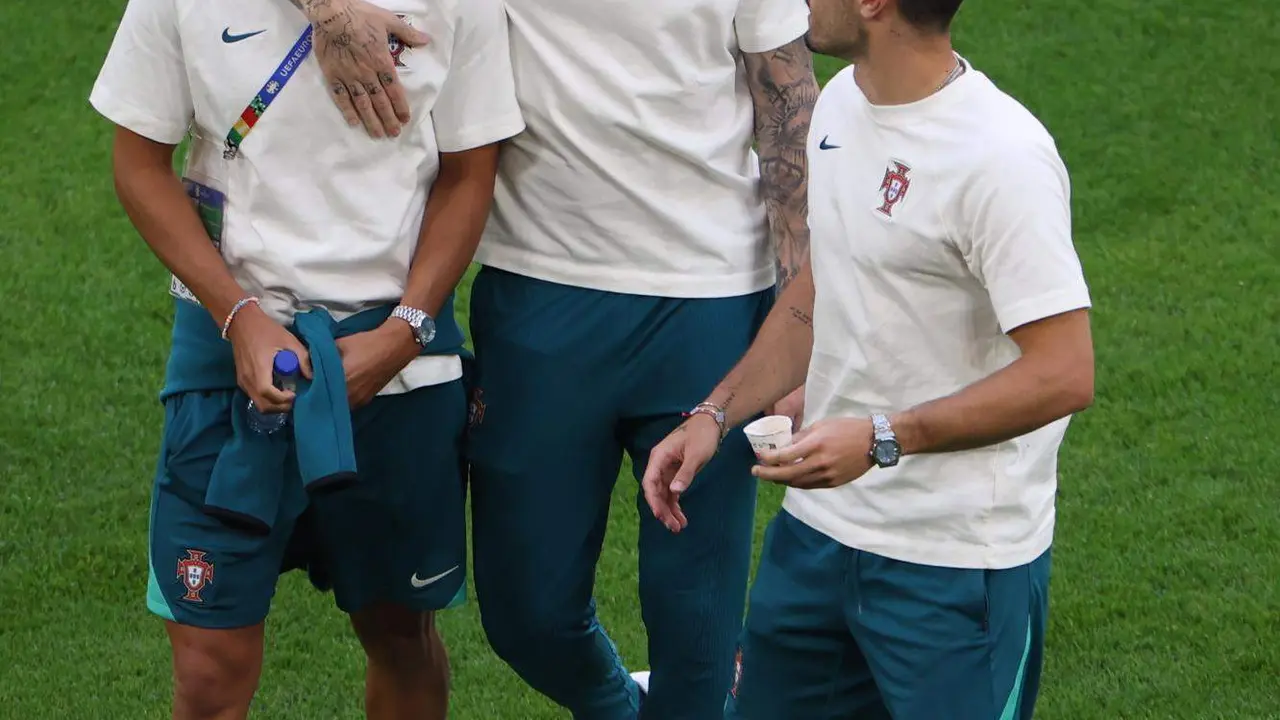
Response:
[246,350,301,435]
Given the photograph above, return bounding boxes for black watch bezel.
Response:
[871,438,902,468]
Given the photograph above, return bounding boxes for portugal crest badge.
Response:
[388,15,412,68]
[176,549,214,603]
[877,160,912,217]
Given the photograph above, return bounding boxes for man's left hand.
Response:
[753,417,876,489]
[336,322,420,408]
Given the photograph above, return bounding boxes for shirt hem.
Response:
[89,85,189,145]
[781,494,1055,570]
[997,289,1093,334]
[737,11,810,54]
[377,355,463,396]
[437,116,527,153]
[475,243,776,298]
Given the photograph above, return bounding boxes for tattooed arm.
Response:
[743,37,819,292]
[292,0,428,138]
[701,260,816,429]
[743,38,818,424]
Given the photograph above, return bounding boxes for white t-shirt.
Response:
[90,0,524,393]
[784,61,1093,570]
[475,0,811,298]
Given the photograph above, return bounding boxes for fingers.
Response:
[284,340,313,379]
[253,384,296,414]
[347,82,387,138]
[647,484,687,533]
[389,17,430,47]
[329,81,361,127]
[248,353,294,412]
[669,458,702,495]
[363,79,401,137]
[752,456,814,484]
[379,69,412,125]
[642,449,689,533]
[757,428,816,467]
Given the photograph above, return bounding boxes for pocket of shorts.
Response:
[967,568,992,634]
[161,391,234,497]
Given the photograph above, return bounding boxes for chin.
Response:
[804,30,831,56]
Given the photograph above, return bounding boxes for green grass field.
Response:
[2,0,1278,717]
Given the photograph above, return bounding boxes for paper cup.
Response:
[743,415,793,456]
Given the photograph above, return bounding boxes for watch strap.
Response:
[871,413,894,441]
[391,304,431,346]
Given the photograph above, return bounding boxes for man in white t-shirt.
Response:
[642,0,1096,717]
[299,0,820,716]
[90,0,522,717]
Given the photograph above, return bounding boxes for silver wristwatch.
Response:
[390,304,436,347]
[869,413,902,468]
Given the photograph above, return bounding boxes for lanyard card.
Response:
[169,178,227,306]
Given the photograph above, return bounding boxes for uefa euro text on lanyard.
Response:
[168,26,315,306]
[222,26,315,160]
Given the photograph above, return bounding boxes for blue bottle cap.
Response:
[273,350,301,376]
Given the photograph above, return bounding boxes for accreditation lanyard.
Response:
[223,26,315,160]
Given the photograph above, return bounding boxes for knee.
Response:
[478,598,581,668]
[170,629,261,718]
[352,605,446,676]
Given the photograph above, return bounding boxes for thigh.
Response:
[727,512,881,720]
[620,289,773,423]
[852,550,1050,720]
[149,392,294,629]
[467,267,630,617]
[308,382,469,614]
[622,290,773,628]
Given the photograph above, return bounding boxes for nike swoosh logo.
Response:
[410,565,459,589]
[819,136,841,150]
[222,28,266,44]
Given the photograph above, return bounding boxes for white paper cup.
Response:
[743,415,793,456]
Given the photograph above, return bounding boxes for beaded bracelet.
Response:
[221,296,261,341]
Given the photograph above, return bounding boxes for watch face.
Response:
[873,440,901,467]
[418,316,437,345]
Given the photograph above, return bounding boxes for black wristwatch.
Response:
[869,413,902,468]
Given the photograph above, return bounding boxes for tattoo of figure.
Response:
[743,38,819,293]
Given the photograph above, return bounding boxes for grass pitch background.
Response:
[1,0,1277,717]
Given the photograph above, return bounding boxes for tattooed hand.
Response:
[298,0,428,138]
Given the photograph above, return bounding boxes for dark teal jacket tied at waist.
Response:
[161,294,467,535]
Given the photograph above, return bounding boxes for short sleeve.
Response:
[734,0,810,54]
[432,0,526,153]
[89,0,193,144]
[960,141,1092,334]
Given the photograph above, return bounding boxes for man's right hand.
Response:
[303,0,430,139]
[642,414,722,533]
[226,304,312,414]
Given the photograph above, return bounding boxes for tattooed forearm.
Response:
[789,306,812,327]
[699,263,816,428]
[743,38,819,293]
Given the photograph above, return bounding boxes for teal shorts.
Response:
[726,510,1050,720]
[146,381,467,629]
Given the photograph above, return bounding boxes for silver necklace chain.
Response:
[935,56,966,93]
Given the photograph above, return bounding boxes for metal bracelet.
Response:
[685,402,728,441]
